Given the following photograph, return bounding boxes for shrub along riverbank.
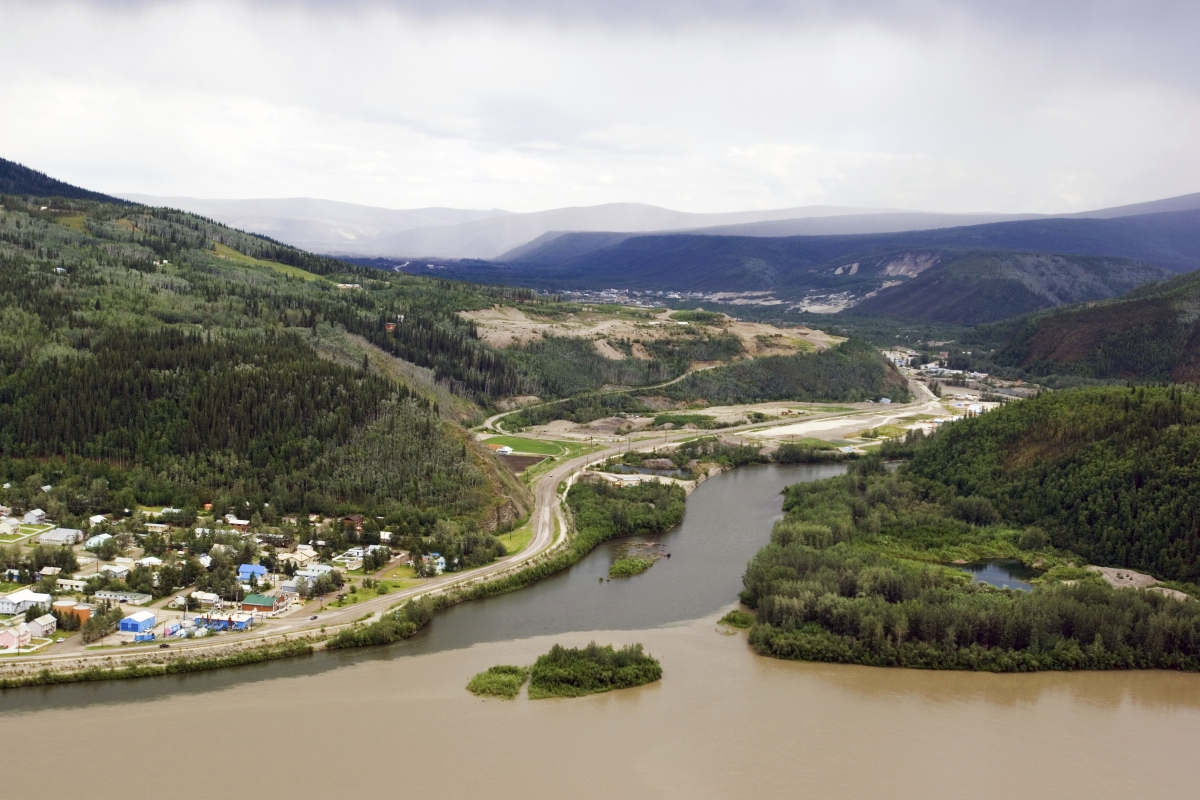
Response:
[741,387,1200,672]
[467,665,530,699]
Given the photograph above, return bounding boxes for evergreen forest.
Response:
[740,387,1200,671]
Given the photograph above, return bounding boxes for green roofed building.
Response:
[240,594,283,614]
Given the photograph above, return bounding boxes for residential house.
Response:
[0,518,19,537]
[27,614,56,638]
[422,553,446,575]
[144,523,170,535]
[343,514,364,532]
[87,514,107,528]
[56,578,88,593]
[0,505,10,516]
[23,509,46,525]
[191,590,220,607]
[237,564,268,584]
[279,550,315,568]
[38,527,82,546]
[224,514,250,531]
[0,589,51,615]
[85,533,113,549]
[136,556,163,568]
[0,624,31,651]
[38,566,62,578]
[100,564,130,580]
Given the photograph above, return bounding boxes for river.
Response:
[4,464,1200,798]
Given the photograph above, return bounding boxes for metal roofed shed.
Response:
[119,611,157,633]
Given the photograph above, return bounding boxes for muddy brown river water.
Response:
[4,464,1200,798]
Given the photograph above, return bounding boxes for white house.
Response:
[100,564,130,580]
[0,589,52,615]
[27,614,56,638]
[88,514,107,528]
[23,509,46,525]
[85,533,113,549]
[191,590,220,607]
[136,556,163,568]
[0,518,19,537]
[38,528,83,546]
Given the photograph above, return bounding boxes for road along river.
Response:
[6,463,1200,798]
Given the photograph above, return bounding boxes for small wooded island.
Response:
[468,642,662,699]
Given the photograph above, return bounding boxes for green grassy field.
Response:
[500,523,534,556]
[483,436,565,455]
[212,242,324,282]
[57,214,87,232]
[2,524,51,544]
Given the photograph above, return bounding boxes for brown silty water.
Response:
[3,464,1199,798]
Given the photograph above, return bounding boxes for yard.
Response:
[1,523,52,544]
[481,436,566,455]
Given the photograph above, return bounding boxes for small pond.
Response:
[956,559,1040,591]
[605,463,693,479]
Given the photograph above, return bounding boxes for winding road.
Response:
[6,374,939,671]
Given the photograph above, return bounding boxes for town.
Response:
[0,503,446,654]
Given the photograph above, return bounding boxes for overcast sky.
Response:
[1,0,1197,213]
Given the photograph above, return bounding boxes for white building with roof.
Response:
[38,528,83,546]
[0,588,52,615]
[23,509,46,525]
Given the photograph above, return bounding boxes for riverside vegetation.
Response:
[466,643,661,700]
[741,387,1200,671]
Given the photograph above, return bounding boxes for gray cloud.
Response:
[0,0,1197,213]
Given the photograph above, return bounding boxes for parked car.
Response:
[56,637,64,643]
[310,615,318,620]
[159,643,171,649]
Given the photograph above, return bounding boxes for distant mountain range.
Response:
[120,190,1200,265]
[6,154,1200,333]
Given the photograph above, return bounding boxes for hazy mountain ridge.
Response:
[852,252,1171,325]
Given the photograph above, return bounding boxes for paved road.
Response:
[10,378,940,669]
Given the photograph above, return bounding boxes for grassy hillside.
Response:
[852,251,1169,325]
[0,194,532,529]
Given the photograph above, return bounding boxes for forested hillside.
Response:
[663,339,910,405]
[851,251,1168,325]
[0,194,532,528]
[0,157,125,203]
[977,269,1200,382]
[906,386,1200,580]
[739,387,1200,672]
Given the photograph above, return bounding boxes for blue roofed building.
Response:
[238,564,268,583]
